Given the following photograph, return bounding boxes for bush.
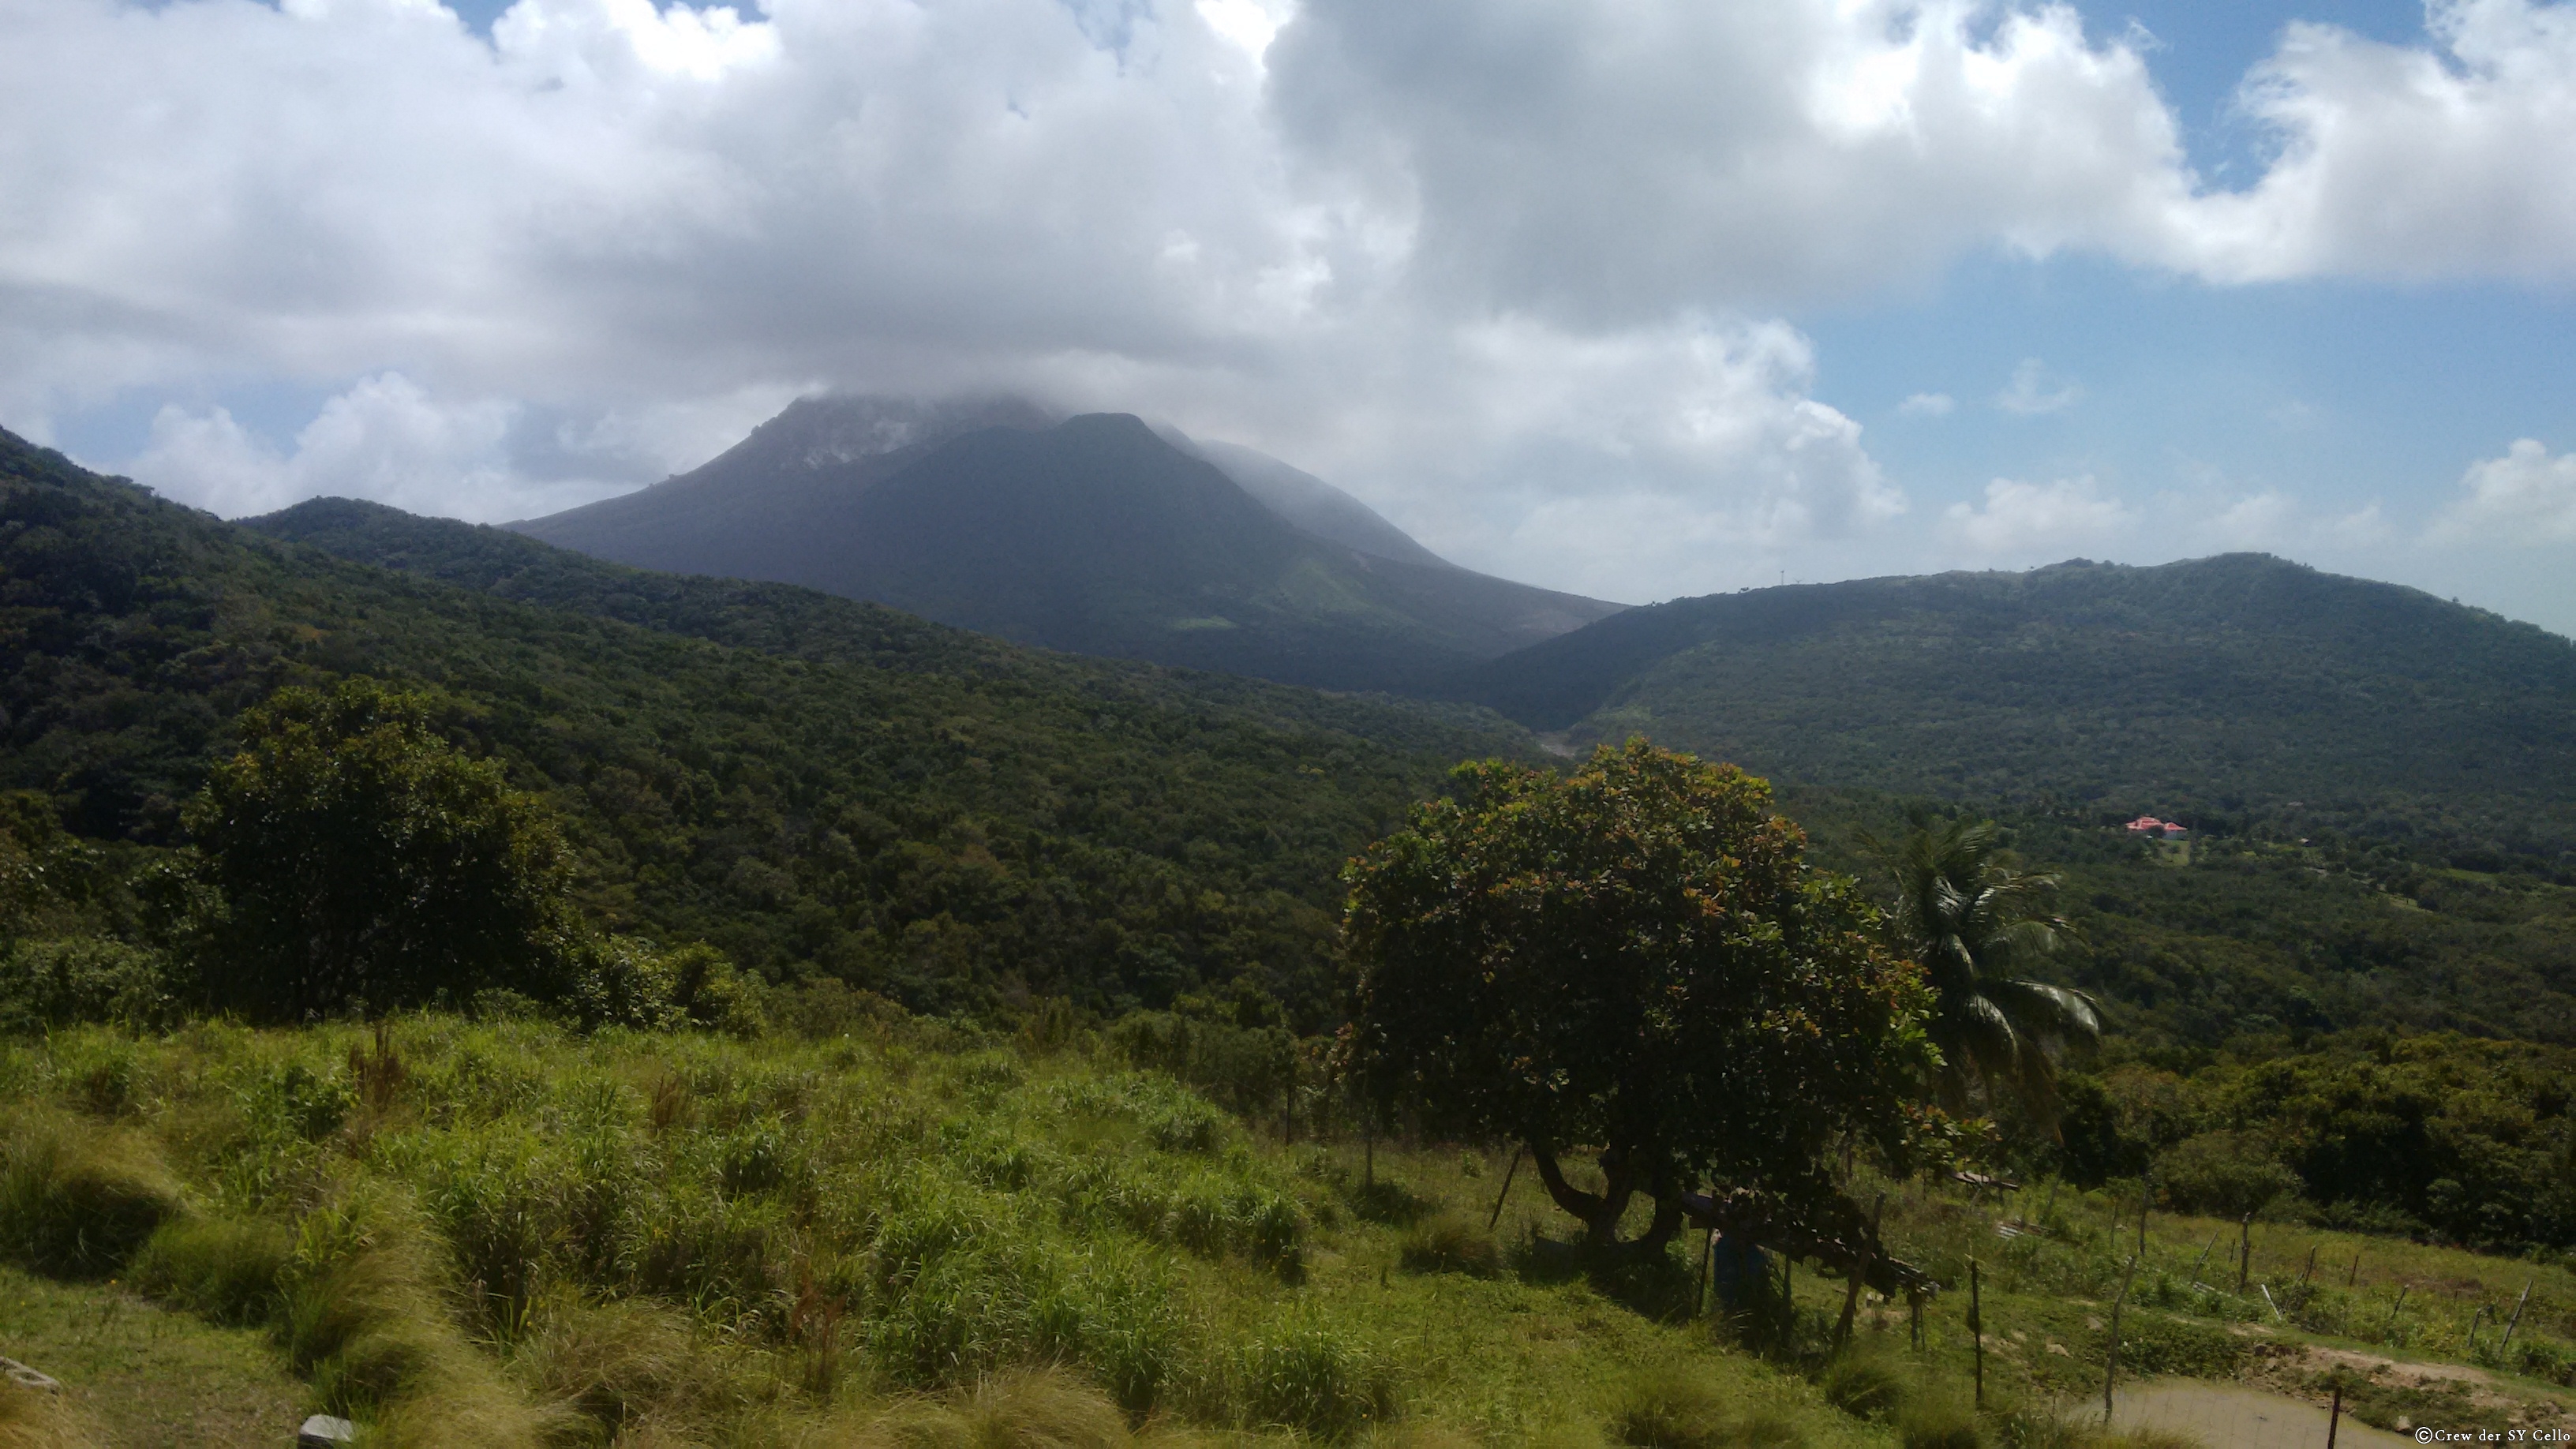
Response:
[2154,1131,2301,1219]
[131,1217,292,1324]
[0,939,173,1032]
[1398,1211,1502,1277]
[0,1115,182,1276]
[567,938,762,1035]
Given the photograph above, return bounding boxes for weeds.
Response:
[128,1217,290,1324]
[0,1114,182,1276]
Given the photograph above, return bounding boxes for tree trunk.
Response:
[1528,1143,1637,1245]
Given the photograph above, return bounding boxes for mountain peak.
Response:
[507,399,1624,692]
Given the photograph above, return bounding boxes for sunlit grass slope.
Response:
[0,1016,1885,1448]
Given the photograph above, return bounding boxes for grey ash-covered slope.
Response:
[509,397,1623,692]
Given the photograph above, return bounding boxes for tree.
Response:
[1343,740,1945,1251]
[1868,811,2100,1127]
[182,678,582,1018]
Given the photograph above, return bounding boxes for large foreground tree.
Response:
[183,678,583,1018]
[1343,740,1947,1250]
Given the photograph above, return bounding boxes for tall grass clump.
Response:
[830,1368,1133,1449]
[1398,1211,1501,1278]
[129,1216,292,1324]
[279,1185,567,1448]
[1606,1365,1804,1449]
[0,1113,182,1275]
[517,1298,733,1441]
[1891,1389,1981,1449]
[1818,1348,1908,1421]
[1235,1318,1397,1442]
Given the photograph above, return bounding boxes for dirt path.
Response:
[2113,1380,2414,1449]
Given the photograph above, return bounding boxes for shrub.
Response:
[1398,1211,1502,1278]
[130,1217,292,1324]
[0,1115,182,1276]
[0,939,173,1032]
[2154,1131,2301,1219]
[567,938,761,1034]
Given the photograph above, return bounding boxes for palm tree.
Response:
[1867,810,2101,1128]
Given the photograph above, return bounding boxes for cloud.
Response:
[1897,392,1956,417]
[1995,358,2081,417]
[2,0,2574,593]
[1940,475,2136,559]
[1294,315,1909,601]
[129,372,656,521]
[2174,0,2576,284]
[2436,438,2576,542]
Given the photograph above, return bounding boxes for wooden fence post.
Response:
[2502,1279,2533,1354]
[2105,1254,2141,1425]
[1970,1260,1985,1409]
[1488,1146,1524,1231]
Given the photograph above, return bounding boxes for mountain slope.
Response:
[1,427,1530,1019]
[1162,429,1453,569]
[1458,555,2576,859]
[511,403,1623,691]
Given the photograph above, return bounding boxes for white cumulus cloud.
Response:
[1995,358,2081,417]
[1940,475,2136,559]
[2436,438,2576,541]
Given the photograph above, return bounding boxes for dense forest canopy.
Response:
[0,431,1526,1022]
[1459,556,2576,870]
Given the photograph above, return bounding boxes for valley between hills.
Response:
[6,403,2576,1449]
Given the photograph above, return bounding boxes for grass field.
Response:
[4,1012,2567,1447]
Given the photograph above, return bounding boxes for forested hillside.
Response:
[1462,556,2576,867]
[1,431,1527,1020]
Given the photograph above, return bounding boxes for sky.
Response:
[5,0,2575,632]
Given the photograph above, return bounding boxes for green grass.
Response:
[23,1011,2574,1447]
[0,1019,1891,1447]
[0,1263,305,1447]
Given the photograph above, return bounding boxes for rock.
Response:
[0,1356,61,1394]
[299,1414,358,1447]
